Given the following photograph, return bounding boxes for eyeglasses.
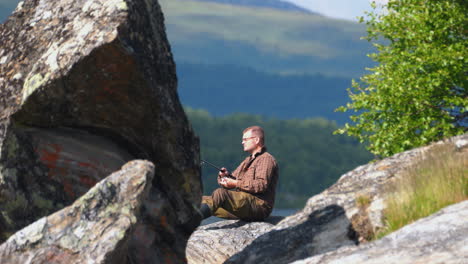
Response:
[242,137,256,142]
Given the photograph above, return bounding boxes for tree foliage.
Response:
[186,107,372,208]
[336,0,467,157]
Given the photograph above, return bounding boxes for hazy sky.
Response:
[283,0,389,21]
[0,0,389,22]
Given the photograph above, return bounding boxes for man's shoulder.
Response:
[260,152,277,164]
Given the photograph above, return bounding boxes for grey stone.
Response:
[293,200,468,264]
[0,0,201,262]
[0,160,154,264]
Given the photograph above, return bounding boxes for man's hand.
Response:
[219,177,237,189]
[217,167,237,188]
[217,167,229,186]
[218,167,230,178]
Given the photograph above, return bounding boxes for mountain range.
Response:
[159,0,375,122]
[160,0,374,78]
[192,0,314,13]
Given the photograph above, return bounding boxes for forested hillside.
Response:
[160,0,373,78]
[186,108,373,208]
[159,0,375,123]
[192,0,313,13]
[178,63,351,123]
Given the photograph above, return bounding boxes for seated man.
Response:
[200,126,279,221]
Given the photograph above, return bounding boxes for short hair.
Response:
[243,126,265,145]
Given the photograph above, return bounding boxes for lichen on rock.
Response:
[0,160,155,263]
[0,0,201,262]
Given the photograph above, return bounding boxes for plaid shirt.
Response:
[232,149,279,208]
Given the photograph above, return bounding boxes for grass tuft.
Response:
[377,143,467,239]
[356,194,372,208]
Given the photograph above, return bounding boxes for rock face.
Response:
[189,206,357,264]
[0,0,201,262]
[186,134,468,264]
[0,160,154,264]
[293,200,468,264]
[187,216,284,263]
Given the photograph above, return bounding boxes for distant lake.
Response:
[201,208,299,225]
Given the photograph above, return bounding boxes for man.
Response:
[200,126,279,221]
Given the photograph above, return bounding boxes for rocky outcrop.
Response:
[191,206,357,264]
[188,206,358,264]
[187,216,284,263]
[293,200,468,264]
[0,160,154,264]
[0,0,201,262]
[187,133,468,263]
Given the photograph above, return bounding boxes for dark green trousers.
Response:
[202,188,271,221]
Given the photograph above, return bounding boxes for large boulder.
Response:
[293,200,468,264]
[186,133,468,263]
[189,206,357,264]
[0,160,154,264]
[0,0,201,262]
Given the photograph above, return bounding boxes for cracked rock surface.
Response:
[0,160,154,264]
[293,200,468,264]
[0,0,201,262]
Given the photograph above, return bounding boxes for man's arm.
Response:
[219,177,237,189]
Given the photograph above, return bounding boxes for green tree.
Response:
[336,0,467,157]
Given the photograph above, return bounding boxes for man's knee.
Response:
[213,187,229,195]
[212,188,230,201]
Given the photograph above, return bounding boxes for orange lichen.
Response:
[78,161,98,170]
[46,250,77,263]
[62,180,75,199]
[160,215,168,228]
[38,143,62,170]
[79,175,97,188]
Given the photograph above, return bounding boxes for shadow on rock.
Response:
[225,205,358,264]
[205,216,285,231]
